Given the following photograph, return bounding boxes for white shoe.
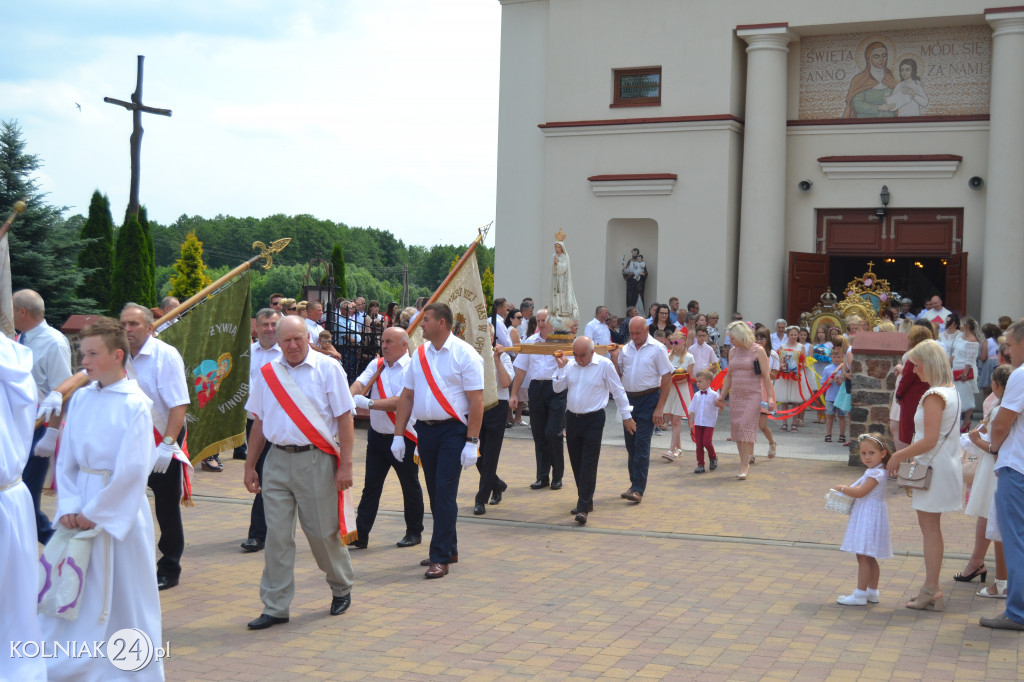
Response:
[661,451,679,462]
[866,589,880,603]
[837,592,868,606]
[977,579,1008,599]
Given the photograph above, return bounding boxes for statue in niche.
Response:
[622,247,647,310]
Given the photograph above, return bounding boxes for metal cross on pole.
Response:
[104,55,172,218]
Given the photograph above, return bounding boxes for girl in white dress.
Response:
[834,433,893,605]
[662,331,694,462]
[38,318,164,681]
[887,340,963,612]
[775,326,807,432]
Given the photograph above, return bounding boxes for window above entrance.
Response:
[612,67,661,107]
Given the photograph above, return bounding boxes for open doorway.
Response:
[829,256,949,312]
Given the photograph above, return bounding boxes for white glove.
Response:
[34,427,60,458]
[36,390,63,423]
[391,436,406,463]
[153,442,176,474]
[353,394,371,410]
[461,442,479,469]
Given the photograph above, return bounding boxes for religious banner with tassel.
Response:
[158,269,253,466]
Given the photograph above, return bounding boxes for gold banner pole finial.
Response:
[252,237,292,270]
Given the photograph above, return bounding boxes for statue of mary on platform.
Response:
[550,231,579,333]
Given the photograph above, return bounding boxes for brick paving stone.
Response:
[37,426,1024,680]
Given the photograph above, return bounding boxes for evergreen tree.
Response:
[169,231,212,298]
[0,120,93,325]
[138,205,157,305]
[330,242,348,298]
[76,190,115,310]
[110,214,154,313]
[481,266,494,311]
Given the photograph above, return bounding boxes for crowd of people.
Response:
[4,283,1024,680]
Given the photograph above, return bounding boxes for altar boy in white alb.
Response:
[38,317,164,682]
[0,334,46,682]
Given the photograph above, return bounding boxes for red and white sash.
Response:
[374,358,418,444]
[417,344,467,425]
[261,362,358,545]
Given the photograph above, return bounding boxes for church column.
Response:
[981,8,1024,322]
[735,24,793,321]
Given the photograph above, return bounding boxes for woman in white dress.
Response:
[950,316,981,430]
[887,340,962,612]
[550,240,579,332]
[38,318,164,681]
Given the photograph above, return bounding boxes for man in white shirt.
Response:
[610,316,673,503]
[771,319,787,351]
[155,295,181,334]
[393,303,484,579]
[553,336,634,525]
[916,294,953,328]
[510,309,566,490]
[305,300,325,342]
[244,315,356,628]
[583,306,612,347]
[492,298,512,348]
[980,319,1024,631]
[121,302,190,591]
[518,299,534,339]
[12,289,72,545]
[349,327,424,549]
[239,309,283,552]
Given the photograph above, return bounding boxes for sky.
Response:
[4,0,501,248]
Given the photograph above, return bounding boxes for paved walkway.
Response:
[46,412,1023,680]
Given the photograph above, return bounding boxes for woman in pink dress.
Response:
[715,321,776,479]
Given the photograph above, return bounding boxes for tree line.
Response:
[1,119,494,326]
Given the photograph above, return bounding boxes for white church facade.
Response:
[493,0,1024,325]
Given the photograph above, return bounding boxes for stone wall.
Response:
[846,332,908,466]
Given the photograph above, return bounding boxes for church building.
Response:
[493,0,1023,325]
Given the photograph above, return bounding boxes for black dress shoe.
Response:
[240,538,265,552]
[473,503,486,515]
[248,614,289,630]
[330,594,351,616]
[489,480,508,505]
[396,534,421,548]
[575,511,588,525]
[550,479,563,490]
[157,575,179,591]
[530,479,550,489]
[349,537,368,550]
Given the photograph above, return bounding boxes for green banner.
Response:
[159,271,252,464]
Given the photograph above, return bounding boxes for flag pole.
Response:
[407,224,489,336]
[39,238,292,426]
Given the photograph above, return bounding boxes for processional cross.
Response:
[104,55,172,217]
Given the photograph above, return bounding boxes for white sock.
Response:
[852,589,867,598]
[866,588,879,602]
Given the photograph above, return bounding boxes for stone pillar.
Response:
[982,8,1024,323]
[735,24,793,322]
[847,332,908,466]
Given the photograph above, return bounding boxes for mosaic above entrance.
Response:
[798,25,991,120]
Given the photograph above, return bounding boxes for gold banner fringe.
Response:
[188,432,246,466]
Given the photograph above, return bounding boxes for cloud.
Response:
[4,0,500,248]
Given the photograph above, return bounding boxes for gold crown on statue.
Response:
[554,228,567,242]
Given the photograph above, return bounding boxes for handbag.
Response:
[38,526,102,621]
[953,366,975,382]
[897,392,960,490]
[824,488,854,514]
[959,432,984,487]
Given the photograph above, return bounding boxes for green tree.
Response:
[330,242,348,298]
[76,191,115,310]
[481,266,494,311]
[110,214,155,312]
[0,120,94,325]
[137,206,158,306]
[169,231,213,298]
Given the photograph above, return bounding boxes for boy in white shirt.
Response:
[689,369,721,473]
[688,325,720,376]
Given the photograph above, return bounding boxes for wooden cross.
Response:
[104,55,172,218]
